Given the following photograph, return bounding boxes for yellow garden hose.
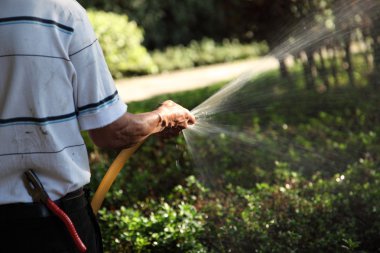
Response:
[91,142,144,214]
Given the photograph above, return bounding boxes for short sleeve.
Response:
[69,7,127,131]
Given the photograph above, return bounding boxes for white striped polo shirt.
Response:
[0,0,127,204]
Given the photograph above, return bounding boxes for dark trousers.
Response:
[0,189,103,253]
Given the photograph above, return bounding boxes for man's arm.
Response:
[88,100,195,149]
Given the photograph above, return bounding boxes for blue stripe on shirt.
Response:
[0,91,120,127]
[0,16,74,34]
[78,94,120,116]
[0,112,78,127]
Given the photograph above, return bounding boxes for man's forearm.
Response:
[89,111,162,149]
[88,100,195,149]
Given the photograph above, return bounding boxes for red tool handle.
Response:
[46,199,87,252]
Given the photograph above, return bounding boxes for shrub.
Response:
[151,38,268,72]
[199,160,380,253]
[87,10,158,78]
[99,198,206,252]
[87,10,268,78]
[80,0,231,50]
[98,164,380,252]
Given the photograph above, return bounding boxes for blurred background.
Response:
[80,1,380,252]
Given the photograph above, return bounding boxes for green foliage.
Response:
[87,10,158,78]
[86,10,268,78]
[97,165,380,252]
[80,0,227,49]
[79,0,317,49]
[99,178,207,253]
[151,39,268,72]
[199,162,380,252]
[88,53,380,251]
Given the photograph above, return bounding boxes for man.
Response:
[0,0,195,252]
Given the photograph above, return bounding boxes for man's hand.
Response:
[154,100,196,132]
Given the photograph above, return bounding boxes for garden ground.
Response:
[115,57,278,103]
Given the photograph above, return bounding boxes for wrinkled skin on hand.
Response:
[155,100,196,138]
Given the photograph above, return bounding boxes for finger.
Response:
[187,113,196,125]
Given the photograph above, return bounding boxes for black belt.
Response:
[0,188,87,219]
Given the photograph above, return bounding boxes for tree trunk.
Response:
[330,46,339,86]
[372,33,380,72]
[343,38,355,86]
[316,48,330,88]
[368,13,380,88]
[278,58,289,79]
[304,49,315,90]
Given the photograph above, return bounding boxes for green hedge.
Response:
[199,162,380,252]
[87,10,158,78]
[98,164,380,252]
[87,10,268,78]
[151,38,268,73]
[100,198,206,253]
